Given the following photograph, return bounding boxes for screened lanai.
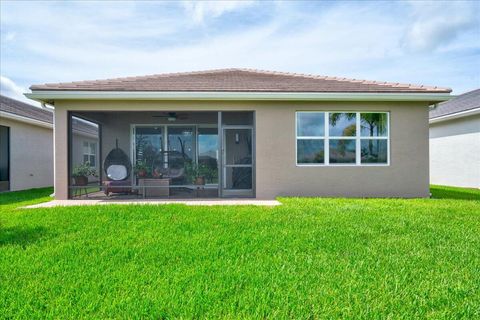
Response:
[68,111,254,200]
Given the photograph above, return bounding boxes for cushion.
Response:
[106,165,128,181]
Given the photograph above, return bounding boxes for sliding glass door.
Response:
[167,126,195,164]
[134,126,163,170]
[132,124,219,197]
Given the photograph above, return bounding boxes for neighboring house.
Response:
[0,95,98,192]
[429,89,480,188]
[25,68,452,200]
[0,95,54,191]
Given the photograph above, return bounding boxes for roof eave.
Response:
[0,111,53,129]
[429,107,480,124]
[25,90,452,104]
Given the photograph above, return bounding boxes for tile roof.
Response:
[430,88,480,119]
[30,68,451,93]
[0,94,52,123]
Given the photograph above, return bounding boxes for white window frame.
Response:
[83,141,97,167]
[295,111,390,167]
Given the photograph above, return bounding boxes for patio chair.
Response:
[103,140,135,196]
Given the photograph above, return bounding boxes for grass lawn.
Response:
[1,186,479,319]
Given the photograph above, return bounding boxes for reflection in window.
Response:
[329,139,356,163]
[329,113,356,136]
[297,139,324,164]
[135,127,163,170]
[361,139,388,163]
[296,111,389,165]
[297,112,325,137]
[361,113,388,137]
[168,127,194,161]
[198,127,218,183]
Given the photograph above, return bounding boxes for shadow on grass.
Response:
[0,187,53,207]
[430,185,480,201]
[0,226,49,247]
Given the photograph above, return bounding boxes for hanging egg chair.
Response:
[104,139,131,181]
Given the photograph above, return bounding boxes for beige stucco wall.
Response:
[53,100,431,199]
[0,118,53,191]
[430,115,480,188]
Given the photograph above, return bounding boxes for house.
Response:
[0,95,98,192]
[429,89,480,188]
[0,95,54,191]
[25,69,452,200]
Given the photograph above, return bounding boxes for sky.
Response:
[1,0,479,106]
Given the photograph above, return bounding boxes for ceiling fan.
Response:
[152,112,188,122]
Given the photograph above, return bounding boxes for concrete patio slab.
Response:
[24,199,282,208]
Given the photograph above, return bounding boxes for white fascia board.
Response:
[25,91,452,103]
[429,107,480,124]
[0,111,53,129]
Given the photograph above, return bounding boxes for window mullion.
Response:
[356,112,361,165]
[325,112,329,165]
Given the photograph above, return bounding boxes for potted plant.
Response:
[134,161,149,178]
[152,167,163,178]
[72,162,97,186]
[198,164,217,184]
[185,162,205,185]
[194,175,205,186]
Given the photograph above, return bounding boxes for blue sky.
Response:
[1,0,479,105]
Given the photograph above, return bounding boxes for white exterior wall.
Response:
[0,118,54,191]
[429,114,480,188]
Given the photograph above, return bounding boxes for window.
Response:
[360,113,388,164]
[296,112,389,165]
[296,112,325,164]
[83,141,97,167]
[167,127,195,163]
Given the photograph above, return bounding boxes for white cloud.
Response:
[0,75,40,106]
[5,32,15,41]
[403,1,479,52]
[0,1,478,94]
[181,0,256,24]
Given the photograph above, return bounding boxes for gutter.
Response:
[25,91,452,103]
[429,107,480,124]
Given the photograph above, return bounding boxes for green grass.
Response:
[0,186,479,319]
[431,184,480,200]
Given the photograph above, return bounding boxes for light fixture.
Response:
[235,133,240,144]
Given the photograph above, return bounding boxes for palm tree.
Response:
[329,113,356,135]
[329,113,356,156]
[361,113,386,157]
[329,113,385,158]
